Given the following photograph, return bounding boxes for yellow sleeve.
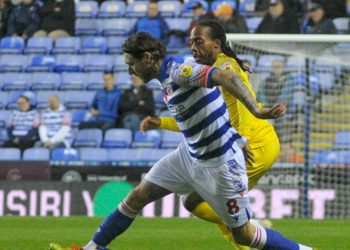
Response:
[159,117,180,132]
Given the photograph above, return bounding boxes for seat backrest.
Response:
[132,130,161,148]
[54,37,81,53]
[125,1,148,17]
[108,148,138,161]
[0,37,25,53]
[246,17,263,33]
[80,148,108,161]
[99,1,126,17]
[27,37,53,50]
[0,148,21,160]
[158,1,181,17]
[334,131,350,150]
[76,1,99,18]
[74,128,103,147]
[165,17,192,31]
[81,36,107,53]
[83,55,113,72]
[103,128,132,148]
[56,55,84,72]
[23,148,50,161]
[51,148,79,161]
[333,17,349,33]
[31,72,60,89]
[0,110,11,128]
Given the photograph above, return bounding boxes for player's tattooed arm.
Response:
[212,70,286,119]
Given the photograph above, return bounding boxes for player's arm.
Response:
[140,116,180,133]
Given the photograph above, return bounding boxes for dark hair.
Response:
[104,71,114,76]
[18,95,30,102]
[122,32,166,61]
[195,19,249,72]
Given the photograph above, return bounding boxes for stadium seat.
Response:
[125,1,148,17]
[0,128,8,145]
[333,131,350,150]
[108,148,138,162]
[210,0,237,11]
[36,90,58,109]
[76,1,98,18]
[314,72,335,91]
[158,1,181,17]
[107,36,126,54]
[64,91,95,109]
[53,37,81,54]
[0,92,8,109]
[165,17,192,31]
[239,0,256,17]
[51,148,79,161]
[55,55,84,72]
[312,150,350,165]
[25,37,53,54]
[23,148,50,161]
[0,148,21,160]
[75,19,99,36]
[103,128,132,148]
[71,109,87,127]
[98,18,137,36]
[83,55,113,72]
[27,54,56,72]
[60,72,86,90]
[99,1,126,18]
[80,148,108,161]
[0,37,24,54]
[6,91,26,109]
[0,110,11,128]
[86,72,104,90]
[246,17,263,33]
[113,54,128,72]
[286,55,306,72]
[31,72,60,90]
[333,17,349,34]
[0,54,27,72]
[161,131,182,148]
[81,36,108,54]
[256,55,285,72]
[73,128,103,147]
[131,130,161,148]
[115,72,132,89]
[2,73,31,91]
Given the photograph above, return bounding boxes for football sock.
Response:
[216,224,249,250]
[92,200,138,247]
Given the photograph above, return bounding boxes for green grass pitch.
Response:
[1,217,349,250]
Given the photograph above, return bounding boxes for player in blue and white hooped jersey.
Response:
[59,33,316,250]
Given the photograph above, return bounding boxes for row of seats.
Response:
[0,147,173,163]
[312,150,350,165]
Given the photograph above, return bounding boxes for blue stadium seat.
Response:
[0,110,11,128]
[83,55,113,72]
[246,17,263,33]
[51,148,79,161]
[314,72,335,91]
[181,0,208,17]
[2,73,31,91]
[6,91,25,109]
[53,37,81,54]
[86,72,104,90]
[313,57,337,74]
[103,128,132,148]
[27,54,56,72]
[76,1,99,18]
[0,37,25,54]
[80,148,108,161]
[125,1,148,17]
[161,131,182,148]
[0,54,27,72]
[131,130,161,148]
[23,148,50,161]
[0,148,21,160]
[60,72,87,90]
[333,17,349,34]
[210,0,236,11]
[165,17,192,31]
[115,72,132,89]
[256,55,285,72]
[56,55,84,72]
[312,150,350,165]
[286,55,306,72]
[107,36,126,54]
[99,1,126,18]
[31,72,60,90]
[25,37,53,54]
[158,1,181,17]
[75,19,99,36]
[64,91,95,109]
[108,148,138,162]
[98,18,136,36]
[0,92,8,109]
[71,109,87,127]
[334,131,350,150]
[113,54,128,72]
[239,0,256,17]
[153,90,166,110]
[0,128,8,145]
[73,128,103,147]
[138,148,172,161]
[81,36,108,54]
[237,54,256,68]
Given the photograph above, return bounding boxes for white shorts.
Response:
[145,142,252,228]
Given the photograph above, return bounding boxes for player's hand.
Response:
[140,116,161,133]
[242,143,254,165]
[255,101,286,119]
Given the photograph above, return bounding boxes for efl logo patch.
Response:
[180,65,192,77]
[220,62,239,72]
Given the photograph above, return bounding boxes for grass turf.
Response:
[0,217,349,250]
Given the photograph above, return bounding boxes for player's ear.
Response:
[143,52,154,63]
[214,39,221,49]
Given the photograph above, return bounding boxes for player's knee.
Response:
[182,192,204,212]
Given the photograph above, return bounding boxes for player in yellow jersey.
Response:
[140,19,280,250]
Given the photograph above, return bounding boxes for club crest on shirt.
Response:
[220,62,239,72]
[166,85,173,95]
[180,65,193,77]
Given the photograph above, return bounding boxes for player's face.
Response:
[190,26,218,66]
[124,53,159,83]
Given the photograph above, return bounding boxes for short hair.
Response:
[122,32,166,61]
[104,71,114,76]
[18,95,30,102]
